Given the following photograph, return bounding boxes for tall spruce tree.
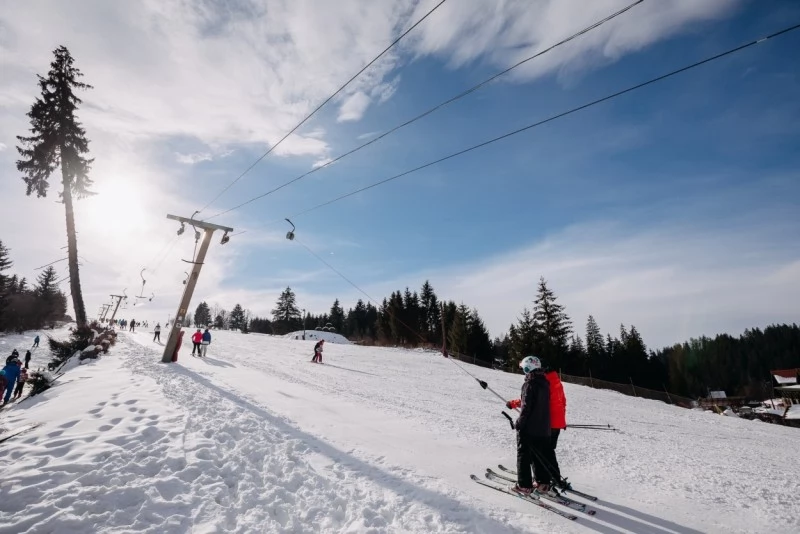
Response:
[16,46,94,327]
[448,303,470,355]
[532,277,572,369]
[229,304,245,330]
[194,301,211,327]
[0,240,12,324]
[271,287,301,334]
[34,266,61,325]
[329,299,345,332]
[467,308,493,363]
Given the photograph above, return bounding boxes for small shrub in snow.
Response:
[27,369,54,396]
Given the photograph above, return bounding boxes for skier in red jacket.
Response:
[544,366,566,485]
[191,329,203,356]
[507,359,567,488]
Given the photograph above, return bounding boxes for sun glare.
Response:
[83,179,150,234]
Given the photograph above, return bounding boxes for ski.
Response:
[498,464,599,502]
[0,422,42,444]
[485,469,595,515]
[470,474,578,521]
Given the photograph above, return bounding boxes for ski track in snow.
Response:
[1,328,799,533]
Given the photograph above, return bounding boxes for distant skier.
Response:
[311,340,324,363]
[506,356,556,495]
[32,335,40,348]
[24,350,32,370]
[130,320,136,332]
[153,323,161,342]
[201,328,212,357]
[191,329,203,356]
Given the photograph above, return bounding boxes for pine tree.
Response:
[329,299,345,332]
[533,277,572,369]
[509,308,537,369]
[214,312,227,329]
[585,315,604,356]
[420,280,441,344]
[194,301,211,327]
[35,266,61,325]
[448,303,470,355]
[0,240,12,324]
[229,304,245,331]
[271,287,301,334]
[467,308,493,363]
[16,46,94,327]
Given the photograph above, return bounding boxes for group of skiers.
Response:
[191,328,212,357]
[506,355,568,495]
[1,343,36,406]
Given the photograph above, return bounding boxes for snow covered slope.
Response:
[1,329,798,533]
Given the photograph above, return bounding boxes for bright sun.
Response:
[82,179,150,234]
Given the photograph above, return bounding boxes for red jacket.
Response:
[507,371,567,430]
[191,332,203,343]
[545,371,567,429]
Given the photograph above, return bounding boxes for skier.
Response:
[24,350,32,370]
[311,339,324,363]
[13,366,28,400]
[506,355,556,495]
[153,323,161,342]
[201,328,212,357]
[6,349,19,365]
[130,319,136,332]
[33,335,40,348]
[544,362,567,486]
[2,356,21,405]
[191,329,203,356]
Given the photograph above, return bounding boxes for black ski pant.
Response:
[192,342,201,355]
[549,428,562,482]
[153,332,160,342]
[517,432,557,488]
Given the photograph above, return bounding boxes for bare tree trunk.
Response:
[62,175,87,327]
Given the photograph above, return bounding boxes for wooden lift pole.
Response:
[161,214,233,363]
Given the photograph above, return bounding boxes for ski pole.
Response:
[567,425,618,432]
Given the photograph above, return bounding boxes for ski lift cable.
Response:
[225,21,800,236]
[203,0,645,222]
[196,0,451,216]
[292,231,509,398]
[34,257,68,270]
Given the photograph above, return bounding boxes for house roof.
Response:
[772,369,798,385]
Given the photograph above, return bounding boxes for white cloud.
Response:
[175,152,213,165]
[337,91,372,122]
[312,157,334,169]
[409,0,737,81]
[0,142,7,151]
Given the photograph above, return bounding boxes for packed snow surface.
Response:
[1,329,799,533]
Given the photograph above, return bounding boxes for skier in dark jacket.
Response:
[508,355,556,495]
[311,340,324,363]
[2,357,21,405]
[24,350,32,369]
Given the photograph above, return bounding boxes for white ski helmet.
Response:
[520,355,542,374]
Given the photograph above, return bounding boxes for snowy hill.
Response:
[282,329,352,344]
[1,329,799,533]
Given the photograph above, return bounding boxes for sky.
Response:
[0,0,798,349]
